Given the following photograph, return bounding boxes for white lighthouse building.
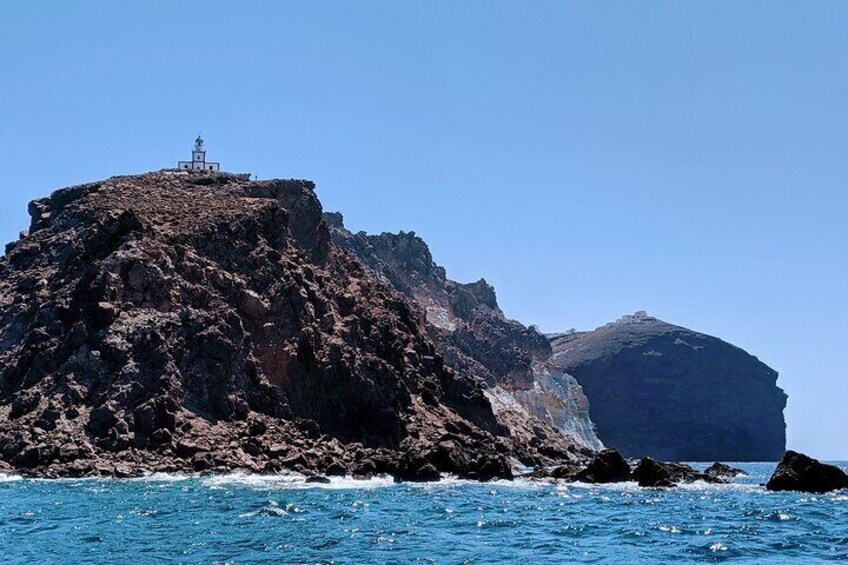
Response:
[178,135,220,172]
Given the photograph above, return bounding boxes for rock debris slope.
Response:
[0,172,587,478]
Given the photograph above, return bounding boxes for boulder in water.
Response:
[704,462,746,483]
[632,457,677,487]
[632,457,703,487]
[766,451,848,493]
[573,448,631,483]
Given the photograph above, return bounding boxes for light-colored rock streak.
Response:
[510,363,604,451]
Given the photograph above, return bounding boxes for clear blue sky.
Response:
[2,1,846,458]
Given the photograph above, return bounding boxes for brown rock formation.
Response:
[325,218,602,451]
[0,172,586,479]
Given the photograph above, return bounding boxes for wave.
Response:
[134,472,192,483]
[556,478,767,495]
[199,472,549,491]
[200,471,395,490]
[0,469,792,494]
[199,473,765,492]
[403,475,544,489]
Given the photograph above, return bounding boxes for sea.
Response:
[1,462,846,564]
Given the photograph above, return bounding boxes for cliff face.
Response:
[0,172,585,478]
[550,312,787,461]
[325,215,602,450]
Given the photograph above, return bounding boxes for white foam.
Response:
[0,473,22,483]
[676,480,762,493]
[238,500,301,518]
[709,542,728,552]
[196,472,554,491]
[201,471,395,490]
[22,472,192,484]
[135,472,191,483]
[563,480,642,492]
[556,478,765,496]
[404,475,544,489]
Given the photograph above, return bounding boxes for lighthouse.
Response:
[178,135,220,172]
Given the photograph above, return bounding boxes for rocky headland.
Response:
[0,172,589,479]
[550,312,787,461]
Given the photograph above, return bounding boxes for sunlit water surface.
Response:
[1,462,847,563]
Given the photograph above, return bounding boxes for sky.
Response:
[1,1,846,458]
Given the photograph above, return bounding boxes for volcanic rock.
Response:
[704,462,747,481]
[766,451,848,493]
[551,312,787,461]
[326,216,602,452]
[548,464,581,481]
[573,448,631,483]
[632,457,677,487]
[0,171,585,479]
[632,457,704,487]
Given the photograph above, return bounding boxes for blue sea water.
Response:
[1,462,847,564]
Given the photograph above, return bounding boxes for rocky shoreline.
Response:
[5,443,843,498]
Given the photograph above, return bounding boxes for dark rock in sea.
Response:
[395,452,442,482]
[704,462,747,482]
[573,448,631,483]
[766,451,848,493]
[0,171,585,480]
[305,475,331,484]
[632,457,678,488]
[550,311,787,461]
[544,465,579,481]
[632,457,705,487]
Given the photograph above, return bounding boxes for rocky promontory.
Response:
[0,172,588,479]
[551,312,787,461]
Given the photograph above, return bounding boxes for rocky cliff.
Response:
[550,312,787,461]
[0,172,587,478]
[324,215,602,450]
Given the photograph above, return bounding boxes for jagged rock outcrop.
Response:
[632,457,679,487]
[325,215,602,451]
[704,462,747,481]
[630,457,729,487]
[766,451,848,493]
[0,171,587,478]
[573,448,631,483]
[551,312,787,461]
